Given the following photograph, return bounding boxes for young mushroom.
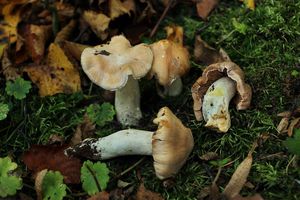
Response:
[81,35,153,126]
[148,39,190,97]
[65,107,194,180]
[191,61,252,132]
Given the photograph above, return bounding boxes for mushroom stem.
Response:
[65,129,153,160]
[157,77,183,97]
[202,77,236,132]
[115,76,142,126]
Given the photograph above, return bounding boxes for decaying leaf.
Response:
[165,25,183,45]
[277,117,289,134]
[287,118,300,137]
[54,20,76,44]
[25,24,52,64]
[194,35,230,65]
[24,43,81,97]
[277,108,300,136]
[109,0,135,19]
[1,46,21,80]
[136,183,164,200]
[62,41,90,61]
[199,151,219,161]
[195,0,219,20]
[35,169,48,200]
[231,194,264,200]
[22,144,82,184]
[88,191,110,200]
[83,11,111,40]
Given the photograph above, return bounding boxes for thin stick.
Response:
[150,0,175,38]
[113,157,146,180]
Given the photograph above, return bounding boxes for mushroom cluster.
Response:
[65,107,194,180]
[191,61,252,132]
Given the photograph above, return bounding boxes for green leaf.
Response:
[86,103,115,127]
[0,157,23,198]
[0,103,9,120]
[283,129,300,156]
[232,18,248,34]
[5,77,32,100]
[81,160,109,195]
[291,70,299,77]
[42,171,67,200]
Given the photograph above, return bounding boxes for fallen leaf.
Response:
[199,151,219,161]
[231,193,264,200]
[276,117,289,134]
[24,43,81,97]
[22,144,82,184]
[1,46,21,80]
[35,169,48,200]
[243,0,255,10]
[54,20,76,44]
[165,25,183,45]
[25,24,52,64]
[88,191,110,200]
[83,11,111,40]
[195,0,219,20]
[62,41,90,61]
[136,183,164,200]
[109,0,135,19]
[287,118,300,137]
[194,35,231,65]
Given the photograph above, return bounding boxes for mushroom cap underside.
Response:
[81,35,153,91]
[191,61,252,121]
[152,107,194,179]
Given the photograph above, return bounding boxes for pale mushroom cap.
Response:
[149,39,190,86]
[81,35,153,91]
[191,61,252,121]
[152,107,194,180]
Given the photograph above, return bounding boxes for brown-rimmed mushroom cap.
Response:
[191,61,252,121]
[148,39,190,87]
[81,35,153,91]
[152,107,194,179]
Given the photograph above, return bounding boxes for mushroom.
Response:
[191,61,252,132]
[81,35,153,126]
[65,107,194,180]
[148,39,190,97]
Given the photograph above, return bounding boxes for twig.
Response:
[150,0,175,38]
[113,157,146,180]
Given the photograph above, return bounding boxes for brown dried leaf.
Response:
[1,46,21,80]
[54,20,76,44]
[109,0,135,19]
[88,191,110,200]
[231,194,264,200]
[199,151,219,161]
[194,35,231,65]
[22,144,82,184]
[62,41,90,61]
[136,183,164,200]
[276,117,289,134]
[70,114,96,146]
[83,11,111,40]
[277,111,292,118]
[165,25,183,45]
[35,169,48,200]
[196,0,219,20]
[24,43,81,97]
[287,117,300,137]
[25,24,52,64]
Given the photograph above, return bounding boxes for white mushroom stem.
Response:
[202,77,236,132]
[65,129,153,160]
[115,76,142,126]
[157,77,183,98]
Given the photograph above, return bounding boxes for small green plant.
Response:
[0,103,9,120]
[232,18,248,34]
[5,77,32,100]
[0,157,23,198]
[86,103,115,127]
[283,129,300,156]
[42,171,67,200]
[209,158,231,167]
[81,160,109,196]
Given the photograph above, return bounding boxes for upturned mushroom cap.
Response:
[152,107,194,180]
[191,61,252,121]
[148,39,190,86]
[81,35,153,91]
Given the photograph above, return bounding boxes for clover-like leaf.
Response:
[42,171,67,200]
[283,129,300,156]
[0,103,9,120]
[86,103,115,127]
[5,77,31,100]
[0,157,23,198]
[81,160,109,196]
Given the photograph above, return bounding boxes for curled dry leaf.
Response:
[83,11,111,40]
[165,25,183,45]
[277,108,300,136]
[194,35,231,65]
[195,0,219,20]
[25,24,52,64]
[276,117,289,134]
[109,0,135,19]
[22,144,82,184]
[35,169,48,200]
[24,43,81,97]
[54,20,76,44]
[61,41,90,61]
[287,118,300,137]
[136,183,164,200]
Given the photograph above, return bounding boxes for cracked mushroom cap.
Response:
[81,35,153,91]
[191,61,252,121]
[148,39,190,86]
[152,107,194,180]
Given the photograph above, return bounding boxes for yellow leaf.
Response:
[244,0,255,10]
[24,43,81,97]
[109,0,135,19]
[83,11,110,40]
